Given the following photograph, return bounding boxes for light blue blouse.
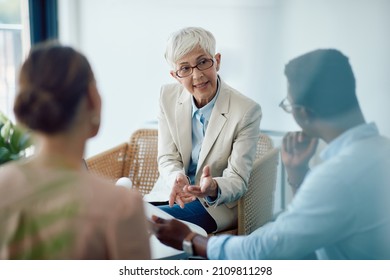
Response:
[187,77,221,185]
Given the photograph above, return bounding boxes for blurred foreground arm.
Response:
[151,215,209,258]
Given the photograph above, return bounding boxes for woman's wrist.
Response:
[205,179,219,200]
[211,179,219,198]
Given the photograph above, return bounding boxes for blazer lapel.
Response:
[196,85,230,174]
[176,89,192,171]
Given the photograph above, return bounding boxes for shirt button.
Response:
[203,202,209,208]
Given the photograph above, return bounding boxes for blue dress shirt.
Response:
[207,123,390,259]
[187,77,221,185]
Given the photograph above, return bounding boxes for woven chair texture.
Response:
[87,129,279,236]
[86,142,128,183]
[256,133,274,158]
[124,129,159,196]
[85,129,159,196]
[211,133,278,236]
[237,147,279,235]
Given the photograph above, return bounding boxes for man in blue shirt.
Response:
[151,49,390,259]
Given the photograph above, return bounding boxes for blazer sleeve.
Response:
[214,101,262,205]
[157,85,187,188]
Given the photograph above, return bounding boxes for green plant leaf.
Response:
[0,111,9,125]
[0,113,33,165]
[10,125,23,152]
[18,132,33,150]
[0,131,4,146]
[0,147,12,164]
[1,120,12,141]
[10,153,22,160]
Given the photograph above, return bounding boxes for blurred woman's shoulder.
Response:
[82,172,143,207]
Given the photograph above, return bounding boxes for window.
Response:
[0,0,30,119]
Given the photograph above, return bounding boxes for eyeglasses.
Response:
[279,97,303,113]
[175,58,214,78]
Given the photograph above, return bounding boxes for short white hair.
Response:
[165,27,216,69]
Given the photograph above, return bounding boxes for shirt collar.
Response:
[320,122,379,161]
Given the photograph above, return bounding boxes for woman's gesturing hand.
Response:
[169,173,196,208]
[184,165,218,199]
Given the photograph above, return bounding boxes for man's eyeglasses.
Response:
[279,97,304,113]
[175,58,214,78]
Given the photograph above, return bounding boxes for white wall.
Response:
[59,0,283,157]
[59,0,390,159]
[59,0,390,213]
[278,0,390,135]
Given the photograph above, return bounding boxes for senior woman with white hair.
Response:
[144,27,261,233]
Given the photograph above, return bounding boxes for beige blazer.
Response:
[0,162,151,259]
[149,79,261,231]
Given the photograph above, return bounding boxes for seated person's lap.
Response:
[158,199,217,233]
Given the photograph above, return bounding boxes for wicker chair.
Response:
[255,133,275,159]
[87,129,279,236]
[237,147,279,235]
[124,129,159,195]
[211,134,279,236]
[85,129,159,196]
[85,142,128,182]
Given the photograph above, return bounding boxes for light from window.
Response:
[0,0,30,120]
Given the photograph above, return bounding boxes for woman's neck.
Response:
[34,133,86,171]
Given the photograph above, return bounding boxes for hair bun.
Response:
[15,88,63,133]
[14,43,93,134]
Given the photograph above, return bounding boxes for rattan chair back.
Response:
[256,133,274,159]
[238,147,279,235]
[211,133,278,236]
[123,129,159,196]
[87,129,278,235]
[85,142,128,182]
